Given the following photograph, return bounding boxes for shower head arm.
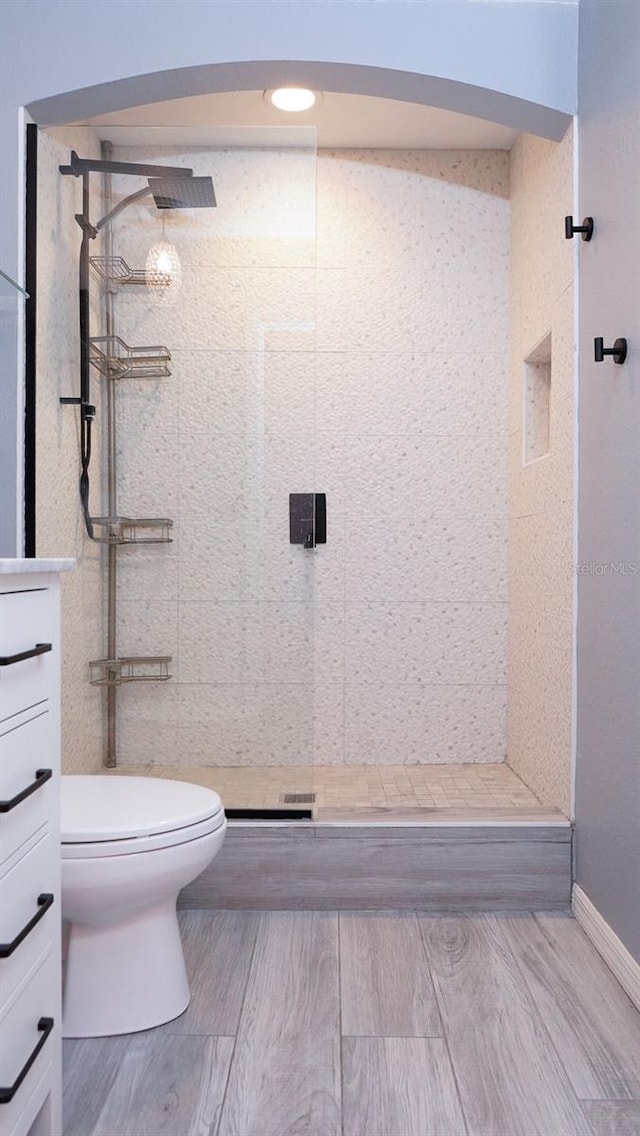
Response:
[95,185,153,232]
[59,151,193,180]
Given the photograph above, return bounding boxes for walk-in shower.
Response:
[35,118,575,823]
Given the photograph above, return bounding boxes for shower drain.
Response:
[281,792,316,804]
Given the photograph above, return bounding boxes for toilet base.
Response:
[63,901,190,1037]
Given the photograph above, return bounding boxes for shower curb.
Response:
[179,819,572,912]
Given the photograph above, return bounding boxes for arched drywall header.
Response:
[0,0,578,553]
[29,60,571,142]
[2,0,578,273]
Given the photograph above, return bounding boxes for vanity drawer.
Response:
[2,1065,50,1136]
[0,710,53,867]
[0,834,55,1016]
[0,951,55,1123]
[0,590,55,725]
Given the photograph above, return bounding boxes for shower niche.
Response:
[523,332,552,465]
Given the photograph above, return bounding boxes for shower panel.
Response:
[59,128,319,801]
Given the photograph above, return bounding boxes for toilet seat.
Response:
[61,775,225,858]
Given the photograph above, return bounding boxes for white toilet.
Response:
[60,775,226,1038]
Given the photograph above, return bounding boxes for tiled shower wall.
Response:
[507,127,575,814]
[108,146,509,768]
[34,133,575,789]
[36,126,104,774]
[311,151,510,765]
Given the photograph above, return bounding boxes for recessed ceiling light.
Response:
[269,88,317,113]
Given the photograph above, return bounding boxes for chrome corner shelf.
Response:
[89,255,171,288]
[89,336,171,379]
[89,656,172,688]
[91,517,174,545]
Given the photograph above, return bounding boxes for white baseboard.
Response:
[572,884,640,1012]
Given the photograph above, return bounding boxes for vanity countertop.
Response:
[0,557,76,574]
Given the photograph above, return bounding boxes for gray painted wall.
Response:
[575,0,640,962]
[0,0,578,555]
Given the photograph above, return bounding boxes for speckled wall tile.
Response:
[508,508,574,619]
[115,145,510,769]
[37,126,105,775]
[176,683,316,767]
[117,431,181,518]
[116,540,179,603]
[509,134,574,355]
[176,600,343,687]
[346,516,506,604]
[176,684,261,765]
[42,141,512,772]
[108,143,317,271]
[507,684,572,814]
[345,601,506,686]
[345,434,507,522]
[116,597,179,671]
[507,126,575,815]
[508,607,573,710]
[315,351,508,438]
[343,683,507,765]
[118,685,179,767]
[316,266,509,355]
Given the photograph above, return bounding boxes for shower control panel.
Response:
[289,493,326,549]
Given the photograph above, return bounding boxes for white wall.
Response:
[507,127,575,815]
[75,142,510,769]
[0,0,577,555]
[574,0,640,963]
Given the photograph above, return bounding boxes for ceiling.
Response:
[82,90,519,150]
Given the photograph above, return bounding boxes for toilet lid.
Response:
[61,776,224,842]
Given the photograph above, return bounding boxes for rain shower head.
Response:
[92,172,217,231]
[148,176,216,210]
[59,152,217,227]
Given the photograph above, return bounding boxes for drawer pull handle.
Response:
[0,769,52,814]
[0,894,54,959]
[0,642,52,667]
[0,1017,54,1104]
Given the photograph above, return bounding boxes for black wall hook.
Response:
[594,337,628,365]
[565,215,594,241]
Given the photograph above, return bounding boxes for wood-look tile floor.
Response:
[107,761,547,814]
[64,910,640,1136]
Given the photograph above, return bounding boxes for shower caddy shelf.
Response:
[90,255,171,288]
[87,218,174,721]
[89,656,172,688]
[89,336,171,379]
[91,516,174,545]
[58,145,215,765]
[87,191,176,733]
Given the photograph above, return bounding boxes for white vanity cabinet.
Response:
[0,561,74,1136]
